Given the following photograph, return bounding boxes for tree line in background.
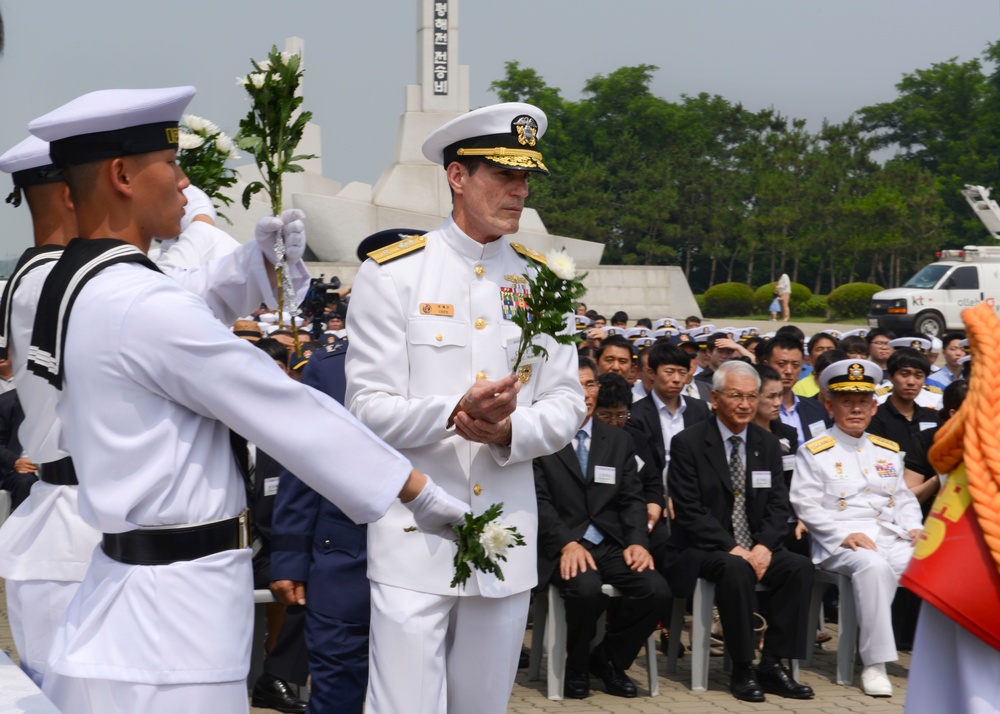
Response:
[491,40,1000,295]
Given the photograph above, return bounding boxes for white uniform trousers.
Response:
[819,531,913,666]
[906,603,1000,714]
[367,582,530,714]
[43,673,249,714]
[6,579,79,687]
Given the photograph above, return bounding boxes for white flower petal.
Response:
[178,132,205,150]
[545,249,577,281]
[250,73,266,89]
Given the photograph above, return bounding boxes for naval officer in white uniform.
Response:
[790,359,924,698]
[25,86,467,714]
[346,103,586,714]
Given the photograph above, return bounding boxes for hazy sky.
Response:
[0,0,997,262]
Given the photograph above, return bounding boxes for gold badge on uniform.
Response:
[518,364,532,384]
[835,462,843,475]
[838,498,848,511]
[848,363,864,381]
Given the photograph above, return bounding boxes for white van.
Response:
[867,246,1000,336]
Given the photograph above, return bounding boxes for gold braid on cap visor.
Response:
[457,146,547,171]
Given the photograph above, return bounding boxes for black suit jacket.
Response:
[0,390,24,474]
[664,419,792,595]
[626,394,712,480]
[790,396,830,446]
[534,422,648,586]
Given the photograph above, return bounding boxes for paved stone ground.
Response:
[1,578,907,713]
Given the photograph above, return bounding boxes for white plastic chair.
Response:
[805,569,858,685]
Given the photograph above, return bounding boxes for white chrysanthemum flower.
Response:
[182,114,209,133]
[479,521,517,563]
[178,132,205,150]
[257,59,272,71]
[215,134,238,159]
[281,51,295,63]
[236,76,248,87]
[546,249,577,281]
[250,73,266,89]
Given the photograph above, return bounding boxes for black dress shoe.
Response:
[756,662,815,700]
[518,647,530,669]
[251,674,308,713]
[564,669,590,699]
[588,647,638,698]
[729,668,765,703]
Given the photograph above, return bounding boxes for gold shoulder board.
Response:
[924,384,942,395]
[868,434,900,452]
[806,435,836,455]
[368,235,428,265]
[510,242,546,265]
[875,385,893,397]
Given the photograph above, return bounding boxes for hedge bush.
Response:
[827,282,884,319]
[797,296,829,318]
[752,281,814,313]
[703,282,755,318]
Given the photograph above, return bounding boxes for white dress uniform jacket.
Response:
[789,426,924,563]
[39,252,405,687]
[346,216,586,597]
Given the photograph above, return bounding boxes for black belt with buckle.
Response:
[38,456,78,486]
[102,509,251,566]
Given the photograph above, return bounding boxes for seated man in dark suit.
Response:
[534,357,670,700]
[761,334,830,446]
[665,360,815,702]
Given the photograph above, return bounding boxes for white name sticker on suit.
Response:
[264,477,280,497]
[505,338,544,371]
[751,470,771,488]
[594,466,616,485]
[782,454,796,473]
[919,422,936,431]
[808,421,826,438]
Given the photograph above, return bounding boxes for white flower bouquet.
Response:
[177,114,240,223]
[235,45,317,346]
[510,248,588,373]
[451,502,526,589]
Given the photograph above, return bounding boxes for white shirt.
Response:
[652,390,687,470]
[716,418,748,467]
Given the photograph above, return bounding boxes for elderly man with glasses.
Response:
[663,360,815,703]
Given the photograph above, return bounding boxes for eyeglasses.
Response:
[595,411,630,423]
[718,391,759,403]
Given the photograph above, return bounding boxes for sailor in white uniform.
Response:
[790,359,924,698]
[24,86,467,714]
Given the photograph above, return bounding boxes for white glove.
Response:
[255,209,307,265]
[180,185,216,232]
[403,475,469,539]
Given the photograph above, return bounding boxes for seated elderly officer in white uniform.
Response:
[790,359,924,698]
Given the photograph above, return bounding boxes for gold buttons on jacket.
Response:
[476,371,487,380]
[473,484,483,496]
[435,333,443,341]
[475,318,486,330]
[475,264,485,277]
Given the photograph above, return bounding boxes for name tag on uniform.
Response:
[264,477,280,497]
[782,454,796,472]
[919,422,937,431]
[752,470,772,488]
[594,466,616,485]
[505,338,543,371]
[808,421,826,438]
[419,302,454,316]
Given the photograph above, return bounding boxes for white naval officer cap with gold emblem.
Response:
[888,336,931,354]
[0,135,63,207]
[28,86,196,168]
[820,358,883,393]
[422,102,550,175]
